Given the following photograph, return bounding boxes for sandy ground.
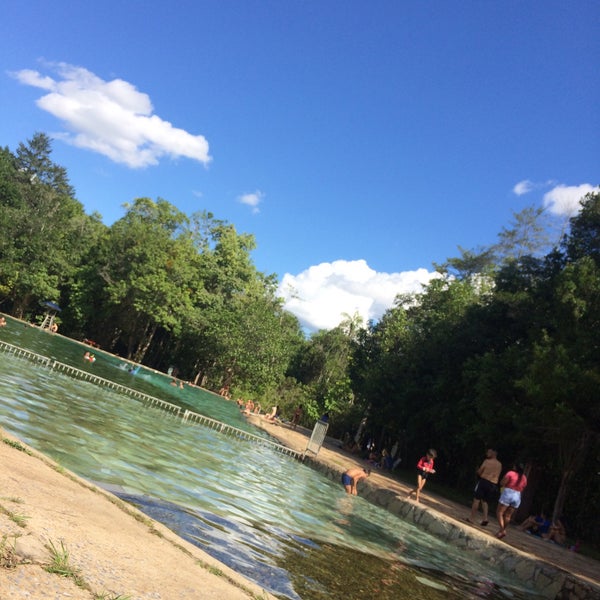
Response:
[1,415,599,600]
[0,428,275,600]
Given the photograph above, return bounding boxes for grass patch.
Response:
[2,438,32,454]
[8,512,29,527]
[0,535,19,568]
[0,496,24,504]
[93,594,132,600]
[45,539,85,587]
[0,503,30,528]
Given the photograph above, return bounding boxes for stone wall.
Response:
[309,459,600,600]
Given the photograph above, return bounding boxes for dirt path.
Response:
[247,415,600,591]
[1,414,598,600]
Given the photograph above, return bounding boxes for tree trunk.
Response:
[552,430,593,524]
[134,322,158,363]
[12,293,32,319]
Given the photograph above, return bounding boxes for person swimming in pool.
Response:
[341,467,371,495]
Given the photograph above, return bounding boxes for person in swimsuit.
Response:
[406,449,437,502]
[467,448,502,526]
[341,467,371,495]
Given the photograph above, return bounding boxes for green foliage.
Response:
[349,189,600,545]
[1,133,598,548]
[45,539,86,587]
[0,134,97,317]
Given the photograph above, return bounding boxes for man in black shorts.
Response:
[467,448,502,526]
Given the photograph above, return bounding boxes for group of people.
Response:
[341,444,570,548]
[239,399,262,415]
[341,448,437,500]
[465,448,570,545]
[0,314,59,332]
[237,401,305,430]
[519,513,568,545]
[464,448,529,540]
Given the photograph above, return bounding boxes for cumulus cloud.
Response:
[278,259,441,332]
[513,180,534,196]
[543,184,596,217]
[10,62,211,168]
[238,190,264,213]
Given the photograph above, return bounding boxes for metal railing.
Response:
[0,340,301,460]
[182,409,301,457]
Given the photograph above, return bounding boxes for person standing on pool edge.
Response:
[496,462,528,540]
[407,449,437,502]
[467,448,502,526]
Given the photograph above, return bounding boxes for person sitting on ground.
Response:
[243,399,255,415]
[379,448,394,470]
[265,405,279,422]
[543,517,567,546]
[519,512,551,537]
[341,467,371,496]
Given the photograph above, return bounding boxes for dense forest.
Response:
[1,134,598,548]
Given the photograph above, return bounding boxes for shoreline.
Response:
[246,413,600,600]
[0,428,275,600]
[1,412,599,600]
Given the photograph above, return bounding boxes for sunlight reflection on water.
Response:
[0,318,542,600]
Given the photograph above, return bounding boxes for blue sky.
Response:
[2,1,598,331]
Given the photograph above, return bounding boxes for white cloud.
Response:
[278,259,441,332]
[513,180,534,196]
[543,184,596,217]
[238,190,264,213]
[11,62,211,168]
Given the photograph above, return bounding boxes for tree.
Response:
[97,198,197,360]
[15,132,75,197]
[0,135,94,317]
[563,190,600,264]
[494,205,556,262]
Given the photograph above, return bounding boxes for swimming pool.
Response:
[0,316,542,599]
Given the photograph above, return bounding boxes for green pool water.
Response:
[0,315,542,600]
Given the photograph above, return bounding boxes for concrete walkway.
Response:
[0,428,276,600]
[247,415,600,600]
